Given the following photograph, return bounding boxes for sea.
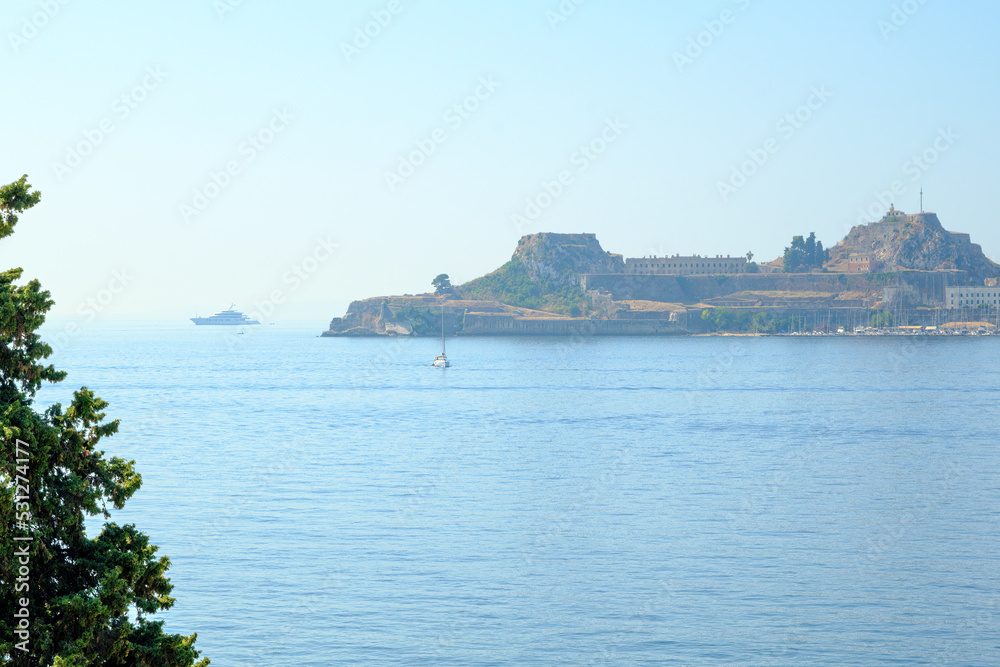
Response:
[34,320,1000,666]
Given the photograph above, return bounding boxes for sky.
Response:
[3,0,1000,323]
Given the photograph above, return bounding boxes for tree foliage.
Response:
[783,232,829,272]
[701,307,754,332]
[701,308,817,334]
[431,273,452,294]
[0,175,41,242]
[870,310,895,328]
[0,176,208,666]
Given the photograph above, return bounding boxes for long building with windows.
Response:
[625,254,748,275]
[945,286,1000,308]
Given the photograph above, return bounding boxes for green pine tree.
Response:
[1,175,208,666]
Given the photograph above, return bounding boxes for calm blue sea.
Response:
[34,321,1000,666]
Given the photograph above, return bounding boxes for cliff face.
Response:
[830,212,1000,280]
[512,233,624,288]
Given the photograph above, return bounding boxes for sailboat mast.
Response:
[441,306,446,355]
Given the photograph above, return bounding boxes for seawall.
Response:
[461,313,687,336]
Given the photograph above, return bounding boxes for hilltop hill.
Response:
[510,233,624,285]
[829,210,1000,281]
[459,233,623,315]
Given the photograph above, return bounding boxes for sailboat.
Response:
[431,305,450,368]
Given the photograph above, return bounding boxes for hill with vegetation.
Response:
[829,211,1000,280]
[459,233,623,316]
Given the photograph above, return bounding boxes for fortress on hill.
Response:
[824,205,982,274]
[620,206,976,277]
[323,210,1000,337]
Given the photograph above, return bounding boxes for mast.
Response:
[441,305,446,356]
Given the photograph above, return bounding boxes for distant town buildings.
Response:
[945,286,1000,309]
[625,254,747,275]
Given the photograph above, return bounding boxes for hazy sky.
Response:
[4,0,999,322]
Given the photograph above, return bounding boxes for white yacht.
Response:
[190,304,260,325]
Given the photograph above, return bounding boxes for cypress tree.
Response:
[0,175,208,666]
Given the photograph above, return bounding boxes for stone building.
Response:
[847,253,877,273]
[625,254,747,275]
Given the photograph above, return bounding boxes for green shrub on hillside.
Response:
[460,257,588,315]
